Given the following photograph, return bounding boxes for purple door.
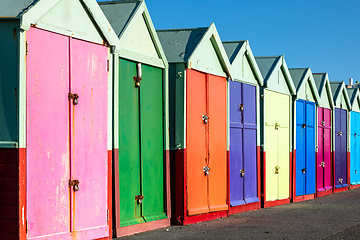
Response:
[229,81,258,206]
[335,108,348,188]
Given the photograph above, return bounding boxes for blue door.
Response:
[350,111,360,185]
[296,100,316,196]
[229,81,258,206]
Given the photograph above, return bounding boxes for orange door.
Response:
[186,70,208,215]
[208,74,228,212]
[186,69,228,216]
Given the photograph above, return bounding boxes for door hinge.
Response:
[107,59,110,72]
[26,219,28,233]
[107,209,109,222]
[26,41,28,55]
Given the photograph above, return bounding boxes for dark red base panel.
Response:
[228,201,260,215]
[263,198,291,208]
[334,186,349,193]
[349,184,360,190]
[292,194,315,203]
[316,189,333,198]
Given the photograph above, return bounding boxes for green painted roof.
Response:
[330,81,342,102]
[222,41,246,64]
[98,0,141,38]
[346,88,357,106]
[289,68,307,90]
[0,0,38,18]
[313,73,326,93]
[156,27,208,63]
[255,56,280,81]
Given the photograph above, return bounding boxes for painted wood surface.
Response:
[186,69,227,216]
[350,111,360,185]
[295,100,316,196]
[264,90,290,201]
[26,27,109,239]
[335,108,348,188]
[317,107,333,192]
[118,59,166,227]
[229,81,258,206]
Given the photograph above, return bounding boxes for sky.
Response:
[99,0,360,84]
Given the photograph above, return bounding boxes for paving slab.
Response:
[115,188,360,239]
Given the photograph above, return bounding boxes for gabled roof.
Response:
[157,23,233,79]
[255,55,296,95]
[0,0,38,18]
[313,73,334,109]
[346,88,360,111]
[99,0,167,68]
[0,0,117,46]
[289,67,320,102]
[222,40,263,86]
[330,81,351,110]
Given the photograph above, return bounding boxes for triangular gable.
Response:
[223,40,263,86]
[313,73,334,109]
[255,55,296,95]
[100,0,167,69]
[330,81,351,110]
[157,23,233,79]
[289,68,320,103]
[19,0,118,46]
[347,88,360,112]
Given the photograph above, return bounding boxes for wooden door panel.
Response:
[26,28,71,239]
[118,59,143,226]
[70,38,109,235]
[208,74,227,212]
[186,69,208,215]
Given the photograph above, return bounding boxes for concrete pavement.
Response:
[116,188,360,239]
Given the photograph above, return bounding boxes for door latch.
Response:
[275,123,280,130]
[202,115,209,124]
[68,93,79,105]
[203,166,210,176]
[239,104,244,112]
[275,166,280,174]
[302,168,306,174]
[240,169,245,177]
[302,123,306,128]
[320,161,325,167]
[339,178,343,184]
[355,170,358,174]
[135,195,144,204]
[133,76,142,88]
[355,133,357,138]
[69,179,79,191]
[338,131,342,136]
[321,121,325,126]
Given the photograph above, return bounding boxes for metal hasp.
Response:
[275,123,280,130]
[239,104,244,112]
[202,115,209,124]
[134,76,142,88]
[135,195,144,204]
[338,131,342,136]
[339,178,343,184]
[240,169,245,177]
[320,161,325,167]
[68,93,79,105]
[275,166,280,174]
[321,121,325,126]
[69,179,80,192]
[203,166,210,176]
[302,123,306,128]
[302,168,306,174]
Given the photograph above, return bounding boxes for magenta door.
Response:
[26,28,109,239]
[317,107,332,192]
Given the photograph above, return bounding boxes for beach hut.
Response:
[0,0,117,239]
[330,81,351,192]
[346,88,360,189]
[99,0,170,237]
[157,24,233,225]
[255,55,296,208]
[289,68,320,202]
[313,73,335,197]
[222,41,263,214]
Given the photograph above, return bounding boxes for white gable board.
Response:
[189,38,226,77]
[267,68,291,95]
[26,0,104,44]
[297,79,316,102]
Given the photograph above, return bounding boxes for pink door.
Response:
[26,27,109,239]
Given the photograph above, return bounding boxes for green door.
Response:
[118,59,166,227]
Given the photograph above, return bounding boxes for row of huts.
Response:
[0,0,359,239]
